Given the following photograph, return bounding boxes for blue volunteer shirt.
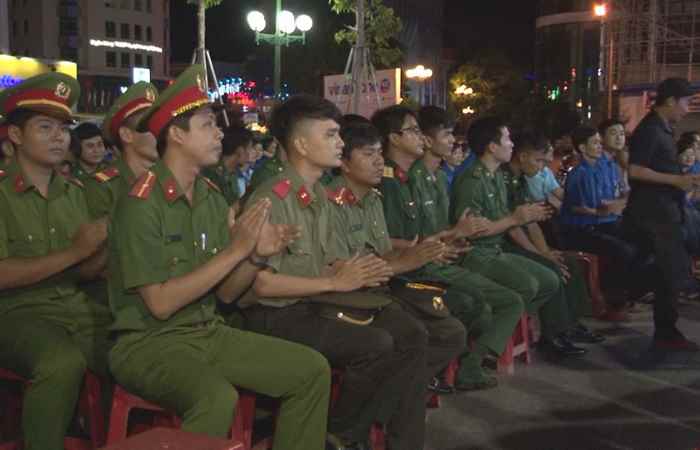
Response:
[560,156,620,226]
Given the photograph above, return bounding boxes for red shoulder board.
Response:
[326,187,346,205]
[395,166,409,184]
[201,176,221,193]
[297,186,312,208]
[93,167,119,183]
[0,169,5,179]
[129,171,156,199]
[272,179,292,199]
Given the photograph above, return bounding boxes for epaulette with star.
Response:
[201,176,221,193]
[129,170,156,199]
[272,179,292,199]
[93,166,120,183]
[297,186,312,207]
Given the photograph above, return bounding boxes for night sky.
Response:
[170,0,537,72]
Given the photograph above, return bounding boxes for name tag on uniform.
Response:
[350,224,363,232]
[424,200,434,206]
[165,234,182,243]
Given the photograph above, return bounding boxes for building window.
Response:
[105,21,116,38]
[121,52,130,68]
[134,53,143,66]
[134,0,141,11]
[146,0,151,12]
[106,51,116,67]
[120,23,129,39]
[134,25,142,41]
[146,26,152,42]
[23,19,28,35]
[146,55,153,68]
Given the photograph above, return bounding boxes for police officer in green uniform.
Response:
[201,126,255,207]
[84,81,159,219]
[241,95,428,450]
[72,122,107,180]
[371,105,523,390]
[108,66,331,449]
[502,132,604,343]
[326,120,467,393]
[450,117,585,355]
[0,73,113,450]
[248,141,287,193]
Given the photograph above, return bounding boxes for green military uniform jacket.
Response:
[201,162,240,206]
[84,158,137,219]
[501,164,532,209]
[326,176,392,258]
[451,159,512,251]
[378,159,422,240]
[72,162,105,181]
[0,162,89,312]
[108,160,229,332]
[409,159,450,237]
[248,156,287,194]
[240,166,342,308]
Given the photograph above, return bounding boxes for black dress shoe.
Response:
[427,376,455,394]
[539,335,587,356]
[566,324,606,344]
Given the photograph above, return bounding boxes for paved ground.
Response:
[425,302,700,450]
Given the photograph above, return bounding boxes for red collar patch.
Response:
[163,178,180,202]
[272,179,292,199]
[129,171,156,199]
[14,174,28,193]
[94,166,120,183]
[297,185,312,207]
[395,166,409,184]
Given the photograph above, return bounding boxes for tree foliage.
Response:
[329,0,403,69]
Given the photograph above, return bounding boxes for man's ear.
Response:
[293,134,308,157]
[118,126,132,146]
[168,125,186,146]
[7,124,23,147]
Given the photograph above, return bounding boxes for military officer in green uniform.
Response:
[450,117,585,355]
[201,126,256,207]
[327,120,467,393]
[84,81,159,219]
[72,122,107,180]
[0,73,113,450]
[108,66,330,449]
[241,95,429,450]
[248,140,287,193]
[502,133,604,343]
[371,105,523,390]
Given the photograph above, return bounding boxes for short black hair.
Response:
[417,105,454,136]
[5,108,40,129]
[467,117,508,156]
[74,122,103,142]
[370,105,416,149]
[512,131,547,156]
[678,134,697,155]
[270,94,342,151]
[571,126,598,151]
[156,111,194,157]
[340,121,381,160]
[680,131,700,142]
[598,118,624,136]
[340,114,370,128]
[222,126,254,157]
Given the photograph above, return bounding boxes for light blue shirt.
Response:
[525,167,560,202]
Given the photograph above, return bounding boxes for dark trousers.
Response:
[561,221,654,297]
[244,302,427,450]
[623,218,690,338]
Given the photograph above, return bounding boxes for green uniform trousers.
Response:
[0,293,112,450]
[503,243,592,319]
[460,248,570,339]
[415,262,523,355]
[109,322,330,450]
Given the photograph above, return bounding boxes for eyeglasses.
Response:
[397,126,422,136]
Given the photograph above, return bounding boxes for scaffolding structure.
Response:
[607,0,700,88]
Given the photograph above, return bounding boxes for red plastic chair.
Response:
[567,251,607,318]
[105,384,256,450]
[497,314,532,375]
[100,427,245,450]
[0,367,104,450]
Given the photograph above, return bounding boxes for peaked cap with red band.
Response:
[137,65,215,138]
[0,72,79,122]
[102,81,158,143]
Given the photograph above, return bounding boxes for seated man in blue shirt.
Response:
[560,126,654,307]
[525,138,564,211]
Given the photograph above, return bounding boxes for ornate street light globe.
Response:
[247,11,266,32]
[296,14,313,32]
[278,10,296,34]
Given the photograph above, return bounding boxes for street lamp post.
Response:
[247,0,313,98]
[594,3,614,119]
[405,65,433,105]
